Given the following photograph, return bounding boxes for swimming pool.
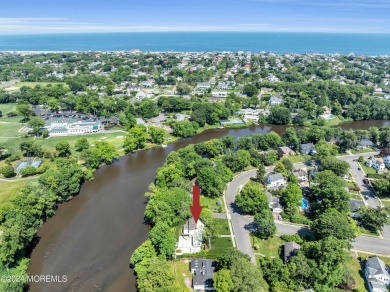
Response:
[301,198,308,209]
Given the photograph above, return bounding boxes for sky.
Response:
[1,0,390,34]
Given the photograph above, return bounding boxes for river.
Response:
[27,120,390,292]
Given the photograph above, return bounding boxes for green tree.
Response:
[281,183,303,215]
[310,170,349,213]
[1,164,16,178]
[55,142,71,157]
[274,161,287,176]
[320,157,349,176]
[311,209,355,242]
[235,182,268,215]
[256,163,266,182]
[27,116,45,136]
[268,106,291,125]
[315,140,339,159]
[230,257,266,292]
[243,84,259,97]
[214,269,234,292]
[281,158,294,174]
[134,257,178,292]
[149,222,177,258]
[16,103,33,121]
[75,138,90,152]
[360,207,390,232]
[148,126,166,145]
[172,120,199,138]
[123,135,137,154]
[129,124,148,149]
[130,239,157,267]
[254,209,277,239]
[93,141,119,164]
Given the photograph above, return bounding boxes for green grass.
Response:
[351,148,376,154]
[287,155,306,164]
[350,192,363,201]
[207,237,233,258]
[358,252,390,267]
[348,253,367,292]
[201,195,224,212]
[169,260,191,292]
[0,103,17,115]
[0,121,25,137]
[251,236,285,258]
[360,163,377,175]
[359,226,380,237]
[214,219,231,236]
[0,178,39,208]
[381,200,390,208]
[3,82,67,91]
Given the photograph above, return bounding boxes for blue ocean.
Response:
[0,32,389,55]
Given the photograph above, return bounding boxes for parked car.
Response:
[363,178,369,185]
[364,195,369,200]
[357,167,361,171]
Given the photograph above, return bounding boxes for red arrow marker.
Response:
[190,186,203,224]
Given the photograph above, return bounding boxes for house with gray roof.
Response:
[266,191,284,213]
[191,259,214,291]
[264,172,286,188]
[269,95,283,106]
[300,143,316,155]
[365,257,390,292]
[284,242,301,263]
[357,139,374,148]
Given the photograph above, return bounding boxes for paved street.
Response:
[338,152,381,208]
[225,170,257,262]
[225,161,390,259]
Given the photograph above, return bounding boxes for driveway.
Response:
[225,162,390,259]
[338,152,381,208]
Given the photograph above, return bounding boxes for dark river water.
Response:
[28,120,390,292]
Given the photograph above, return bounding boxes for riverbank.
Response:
[25,120,390,291]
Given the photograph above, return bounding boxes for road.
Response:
[225,162,390,259]
[338,152,381,208]
[225,170,257,262]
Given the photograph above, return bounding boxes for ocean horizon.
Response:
[0,32,390,55]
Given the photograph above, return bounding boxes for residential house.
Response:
[197,82,211,89]
[135,118,146,125]
[266,191,284,213]
[264,173,286,188]
[190,259,214,291]
[300,143,316,155]
[211,91,228,98]
[175,113,191,122]
[350,200,364,219]
[269,95,283,106]
[276,146,296,158]
[238,108,261,122]
[366,157,386,172]
[357,139,374,149]
[176,218,204,255]
[365,257,390,292]
[284,242,301,263]
[383,156,390,167]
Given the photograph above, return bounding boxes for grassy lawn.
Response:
[0,178,39,208]
[201,196,224,212]
[358,252,390,267]
[214,218,230,236]
[251,236,284,258]
[0,121,25,137]
[359,226,380,237]
[169,260,191,292]
[348,253,367,292]
[39,132,125,152]
[350,192,363,201]
[360,163,377,175]
[207,237,233,258]
[287,155,306,164]
[346,181,357,188]
[4,82,67,91]
[351,148,376,154]
[381,200,390,208]
[0,103,17,115]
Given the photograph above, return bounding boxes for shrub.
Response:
[280,234,304,244]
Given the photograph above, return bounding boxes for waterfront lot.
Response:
[0,178,39,207]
